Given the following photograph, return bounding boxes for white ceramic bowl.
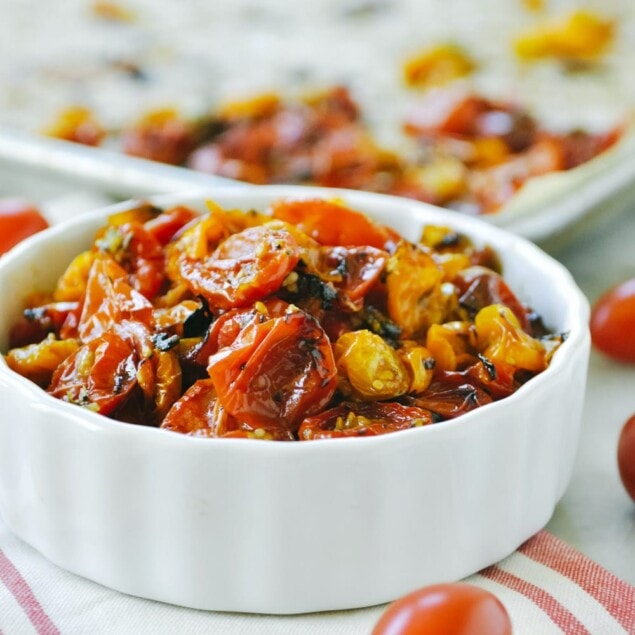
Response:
[0,186,589,614]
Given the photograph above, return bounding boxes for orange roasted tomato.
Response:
[270,198,397,250]
[372,583,512,635]
[179,223,302,310]
[145,205,199,245]
[94,221,165,299]
[3,198,563,440]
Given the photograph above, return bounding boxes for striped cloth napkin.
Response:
[1,514,633,635]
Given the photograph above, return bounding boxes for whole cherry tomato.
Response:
[590,278,635,363]
[0,198,49,255]
[372,583,512,635]
[618,414,635,502]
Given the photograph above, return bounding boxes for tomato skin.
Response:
[406,369,493,419]
[299,401,433,439]
[454,266,530,332]
[145,205,199,245]
[0,199,49,255]
[47,332,138,415]
[179,224,301,310]
[590,278,635,363]
[95,222,165,299]
[78,256,154,343]
[322,245,388,308]
[207,307,337,431]
[271,198,394,250]
[372,583,512,635]
[618,414,635,502]
[161,379,232,436]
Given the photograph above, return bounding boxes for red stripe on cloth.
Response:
[519,530,635,633]
[480,564,591,635]
[0,548,59,635]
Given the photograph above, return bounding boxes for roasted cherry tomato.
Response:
[454,266,530,332]
[207,306,337,431]
[271,198,395,250]
[161,379,233,436]
[386,241,444,338]
[299,401,433,439]
[335,330,409,400]
[8,301,79,347]
[372,583,512,635]
[407,368,493,419]
[145,205,199,246]
[94,221,165,299]
[321,245,388,309]
[475,304,546,372]
[161,379,296,440]
[121,108,196,165]
[5,334,79,387]
[179,224,301,310]
[0,198,49,255]
[48,332,138,415]
[590,278,635,363]
[618,414,635,502]
[78,256,154,343]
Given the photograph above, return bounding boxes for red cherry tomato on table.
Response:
[0,198,49,255]
[590,278,635,363]
[618,414,635,502]
[372,583,512,635]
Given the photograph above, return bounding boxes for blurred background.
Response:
[1,0,634,217]
[1,0,633,134]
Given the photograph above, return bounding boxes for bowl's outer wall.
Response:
[0,187,590,613]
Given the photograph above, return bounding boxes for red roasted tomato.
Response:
[207,304,337,431]
[179,224,302,309]
[48,332,138,415]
